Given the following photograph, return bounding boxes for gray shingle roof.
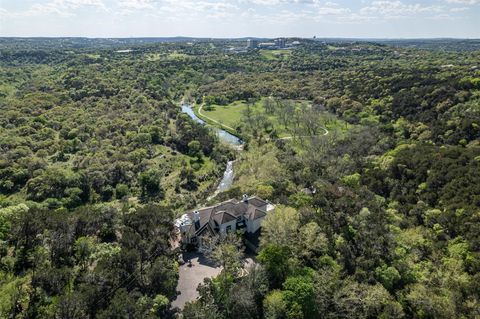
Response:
[184,196,270,237]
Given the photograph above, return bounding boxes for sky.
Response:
[0,0,479,38]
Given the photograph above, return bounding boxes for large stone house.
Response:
[175,195,274,250]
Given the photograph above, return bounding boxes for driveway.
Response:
[171,251,256,310]
[171,252,222,310]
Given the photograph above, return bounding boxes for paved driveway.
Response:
[171,252,222,310]
[171,252,256,310]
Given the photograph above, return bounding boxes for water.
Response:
[216,160,234,193]
[180,104,243,146]
[207,160,235,201]
[217,130,243,146]
[181,104,242,197]
[181,104,205,124]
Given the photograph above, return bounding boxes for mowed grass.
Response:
[260,49,292,60]
[201,98,313,138]
[202,100,249,128]
[201,98,351,139]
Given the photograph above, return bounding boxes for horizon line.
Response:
[1,36,479,40]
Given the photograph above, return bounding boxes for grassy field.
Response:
[201,100,250,128]
[259,49,292,60]
[199,98,340,138]
[197,98,351,140]
[200,98,292,136]
[146,52,191,62]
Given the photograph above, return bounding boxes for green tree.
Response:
[260,206,300,249]
[258,244,292,287]
[138,168,163,200]
[264,290,287,319]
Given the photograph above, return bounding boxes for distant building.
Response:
[258,42,276,49]
[247,39,258,49]
[275,38,286,48]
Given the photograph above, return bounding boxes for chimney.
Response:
[193,211,201,230]
[242,194,249,203]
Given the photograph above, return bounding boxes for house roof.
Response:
[213,210,237,224]
[248,197,268,208]
[182,196,272,237]
[249,209,267,220]
[196,222,216,237]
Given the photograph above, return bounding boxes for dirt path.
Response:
[198,104,236,132]
[198,104,329,141]
[277,127,329,140]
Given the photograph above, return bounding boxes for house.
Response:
[175,195,274,250]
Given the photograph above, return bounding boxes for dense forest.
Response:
[0,38,479,318]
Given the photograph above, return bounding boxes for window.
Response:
[226,225,232,232]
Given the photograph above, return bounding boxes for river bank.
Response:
[181,103,243,200]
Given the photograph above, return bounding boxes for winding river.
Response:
[181,104,243,196]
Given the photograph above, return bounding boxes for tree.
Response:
[260,206,300,249]
[297,222,328,264]
[205,233,245,278]
[282,274,317,319]
[333,280,404,319]
[264,290,287,319]
[73,236,95,270]
[258,244,292,287]
[56,293,87,319]
[115,183,129,199]
[138,168,164,200]
[375,265,401,291]
[263,97,275,115]
[188,140,203,159]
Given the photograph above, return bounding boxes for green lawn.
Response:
[201,100,252,128]
[167,52,190,60]
[146,53,162,61]
[199,97,351,140]
[199,98,314,138]
[260,49,292,60]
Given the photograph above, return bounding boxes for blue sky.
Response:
[0,0,479,38]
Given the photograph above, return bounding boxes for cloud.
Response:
[450,6,469,11]
[6,0,107,17]
[240,0,321,5]
[118,0,155,9]
[360,1,443,18]
[445,0,479,4]
[1,0,472,29]
[315,2,351,15]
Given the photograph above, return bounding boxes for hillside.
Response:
[0,38,479,318]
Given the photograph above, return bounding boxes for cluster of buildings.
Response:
[225,38,300,54]
[247,38,298,50]
[175,195,275,252]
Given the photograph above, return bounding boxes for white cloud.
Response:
[118,0,154,9]
[450,6,469,11]
[360,1,443,18]
[8,0,107,17]
[445,0,479,4]
[315,2,351,15]
[240,0,321,5]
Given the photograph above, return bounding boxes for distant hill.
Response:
[1,36,479,51]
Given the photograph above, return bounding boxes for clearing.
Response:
[260,49,292,60]
[196,98,346,139]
